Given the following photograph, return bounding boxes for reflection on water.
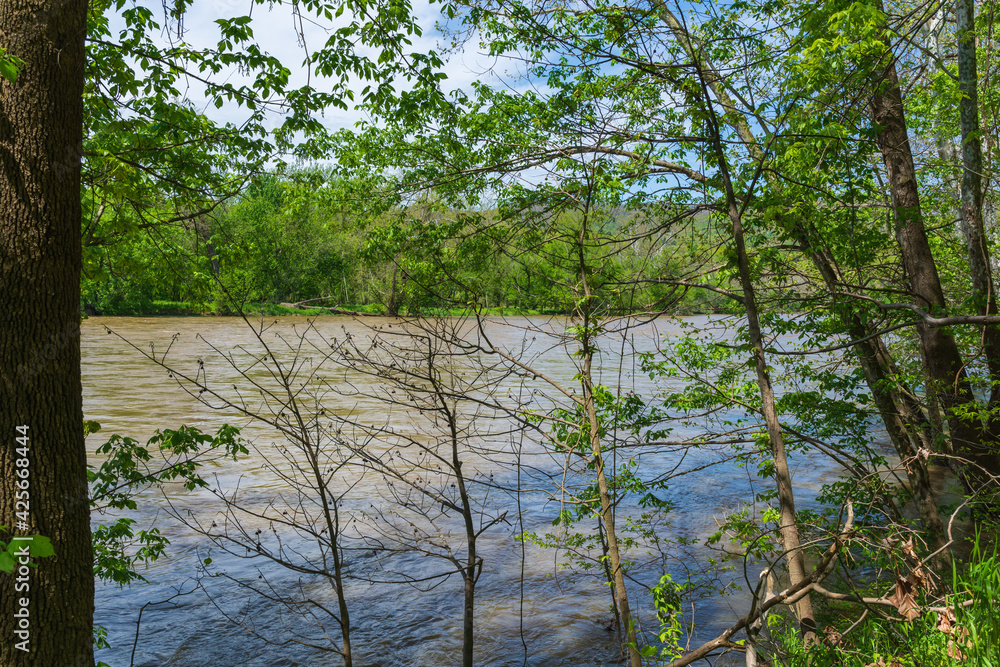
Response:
[84,315,848,666]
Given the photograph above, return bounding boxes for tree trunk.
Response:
[195,214,220,277]
[726,206,817,643]
[694,69,817,640]
[796,232,948,553]
[387,263,401,316]
[664,7,817,638]
[0,1,94,665]
[868,14,1000,479]
[462,571,475,667]
[444,394,477,667]
[576,204,641,667]
[583,367,641,666]
[956,0,1000,434]
[659,0,949,556]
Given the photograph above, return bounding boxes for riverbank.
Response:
[82,299,733,318]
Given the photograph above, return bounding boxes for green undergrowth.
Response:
[768,536,1000,666]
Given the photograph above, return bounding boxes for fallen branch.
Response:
[280,296,341,307]
[279,298,382,317]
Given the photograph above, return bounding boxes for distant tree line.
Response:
[80,169,733,316]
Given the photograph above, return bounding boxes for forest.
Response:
[79,169,731,317]
[2,0,1000,665]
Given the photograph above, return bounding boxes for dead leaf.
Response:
[947,641,966,660]
[936,607,970,659]
[888,577,920,622]
[936,607,957,635]
[907,564,932,592]
[893,537,935,592]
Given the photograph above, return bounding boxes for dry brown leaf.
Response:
[888,577,920,622]
[907,565,932,592]
[937,607,957,635]
[936,607,971,660]
[898,537,936,592]
[947,641,966,661]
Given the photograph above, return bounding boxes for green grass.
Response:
[767,536,1000,666]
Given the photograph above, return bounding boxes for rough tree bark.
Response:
[868,10,1000,479]
[0,0,94,665]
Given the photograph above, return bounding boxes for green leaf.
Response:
[0,552,15,573]
[0,59,18,83]
[25,536,55,559]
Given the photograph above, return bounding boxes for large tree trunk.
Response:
[0,1,95,665]
[868,14,1000,480]
[798,233,948,551]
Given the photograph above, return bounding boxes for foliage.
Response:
[639,573,690,663]
[71,0,1000,661]
[90,519,169,587]
[0,46,24,83]
[82,170,732,315]
[80,0,450,316]
[0,530,55,573]
[768,536,1000,666]
[87,421,247,585]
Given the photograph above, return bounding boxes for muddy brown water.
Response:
[83,315,856,667]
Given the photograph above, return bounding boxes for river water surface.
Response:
[83,315,857,667]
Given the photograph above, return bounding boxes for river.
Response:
[83,314,860,667]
